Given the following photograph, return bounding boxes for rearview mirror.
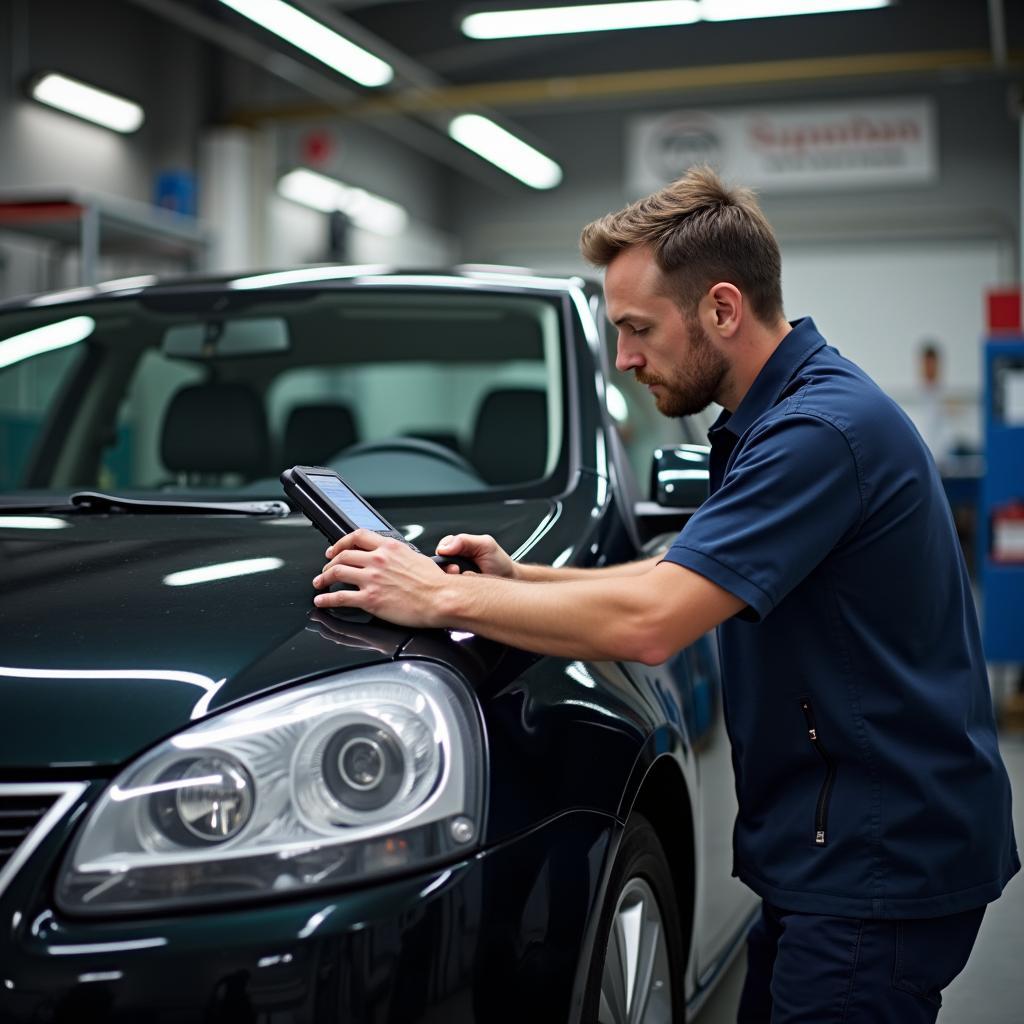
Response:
[163,317,290,358]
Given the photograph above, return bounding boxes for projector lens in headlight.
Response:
[325,724,403,810]
[150,755,254,845]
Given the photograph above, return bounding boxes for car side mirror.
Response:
[650,444,710,507]
[632,444,710,546]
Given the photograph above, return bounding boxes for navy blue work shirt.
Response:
[663,317,1019,919]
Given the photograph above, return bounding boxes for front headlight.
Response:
[58,661,484,914]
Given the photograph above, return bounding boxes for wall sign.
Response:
[627,97,937,195]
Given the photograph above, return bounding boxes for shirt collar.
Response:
[709,317,827,440]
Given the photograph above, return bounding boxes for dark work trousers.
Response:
[736,901,986,1023]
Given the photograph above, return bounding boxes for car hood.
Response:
[0,499,556,769]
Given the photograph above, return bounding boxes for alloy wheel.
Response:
[597,875,673,1024]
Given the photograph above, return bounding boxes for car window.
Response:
[0,341,84,491]
[0,289,566,500]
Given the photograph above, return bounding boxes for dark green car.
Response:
[0,267,756,1023]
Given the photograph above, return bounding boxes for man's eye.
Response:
[632,326,649,336]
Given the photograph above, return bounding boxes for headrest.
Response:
[283,403,358,467]
[471,388,548,485]
[161,382,268,477]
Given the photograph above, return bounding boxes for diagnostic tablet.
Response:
[281,465,477,573]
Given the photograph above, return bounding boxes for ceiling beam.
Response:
[123,0,514,190]
[231,48,1021,123]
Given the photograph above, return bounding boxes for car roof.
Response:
[0,265,604,312]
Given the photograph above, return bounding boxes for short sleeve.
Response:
[662,414,862,621]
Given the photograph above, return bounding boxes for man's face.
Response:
[605,245,727,418]
[921,351,940,387]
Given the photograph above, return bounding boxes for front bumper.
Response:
[1,810,614,1024]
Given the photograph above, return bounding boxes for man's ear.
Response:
[708,283,742,337]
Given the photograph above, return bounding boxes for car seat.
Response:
[282,403,358,468]
[470,388,548,485]
[161,382,269,481]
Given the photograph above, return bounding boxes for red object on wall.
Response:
[987,288,1022,334]
[992,501,1024,564]
[301,131,333,167]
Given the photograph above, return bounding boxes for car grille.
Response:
[0,783,88,900]
[0,793,60,869]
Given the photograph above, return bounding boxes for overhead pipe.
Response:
[233,48,1019,124]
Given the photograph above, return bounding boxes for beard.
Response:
[636,317,728,418]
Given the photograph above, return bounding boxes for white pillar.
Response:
[199,126,259,273]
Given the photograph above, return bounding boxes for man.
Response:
[313,167,1018,1022]
[915,340,952,465]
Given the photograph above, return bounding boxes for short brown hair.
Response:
[580,165,783,325]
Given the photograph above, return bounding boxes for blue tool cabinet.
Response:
[980,336,1024,662]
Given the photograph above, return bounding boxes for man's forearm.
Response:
[514,553,663,583]
[437,572,662,661]
[434,560,736,664]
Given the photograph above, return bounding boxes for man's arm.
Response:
[433,531,663,582]
[515,555,663,582]
[313,532,743,663]
[435,561,741,662]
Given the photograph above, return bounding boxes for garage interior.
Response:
[0,1,1022,1021]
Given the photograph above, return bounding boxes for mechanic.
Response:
[312,166,1019,1023]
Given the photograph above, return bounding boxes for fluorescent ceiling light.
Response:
[463,1,699,37]
[448,115,563,190]
[702,0,889,19]
[0,316,94,371]
[462,0,888,38]
[217,0,392,87]
[31,74,144,133]
[278,169,409,235]
[163,557,285,587]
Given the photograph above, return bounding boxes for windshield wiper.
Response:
[67,491,290,516]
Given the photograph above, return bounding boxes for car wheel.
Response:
[583,813,686,1024]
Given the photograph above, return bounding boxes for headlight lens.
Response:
[150,754,255,846]
[58,662,484,914]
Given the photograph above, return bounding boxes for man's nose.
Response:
[615,339,643,373]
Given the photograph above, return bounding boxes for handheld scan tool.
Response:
[281,465,478,574]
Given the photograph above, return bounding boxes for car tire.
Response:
[582,813,686,1024]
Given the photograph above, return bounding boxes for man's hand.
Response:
[434,533,518,578]
[314,530,449,627]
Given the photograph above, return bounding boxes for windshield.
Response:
[0,287,566,501]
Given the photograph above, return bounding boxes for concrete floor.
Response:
[693,735,1024,1023]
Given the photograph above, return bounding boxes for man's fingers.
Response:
[313,587,361,608]
[319,548,373,576]
[436,533,488,557]
[324,529,386,560]
[312,562,363,590]
[436,533,472,554]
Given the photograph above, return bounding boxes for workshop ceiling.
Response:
[176,0,1023,116]
[336,0,1021,86]
[141,0,1023,189]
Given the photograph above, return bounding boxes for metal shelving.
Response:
[0,188,208,286]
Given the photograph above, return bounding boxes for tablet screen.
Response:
[309,474,390,532]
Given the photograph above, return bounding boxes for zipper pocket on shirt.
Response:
[799,698,836,847]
